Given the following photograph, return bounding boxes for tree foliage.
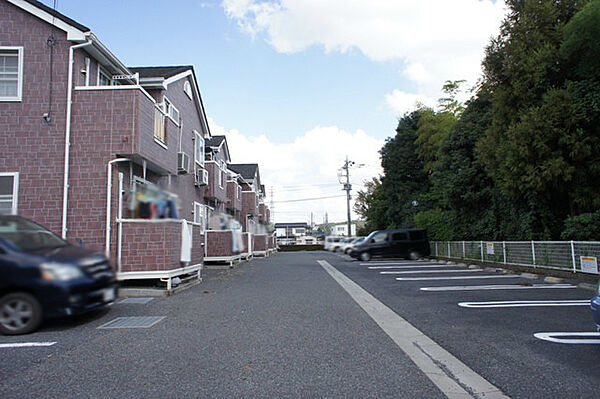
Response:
[358,0,600,240]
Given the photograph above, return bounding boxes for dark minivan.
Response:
[349,228,430,261]
[0,215,117,335]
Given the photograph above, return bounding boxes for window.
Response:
[154,106,165,143]
[0,173,18,215]
[183,81,192,100]
[0,47,23,101]
[194,130,205,166]
[194,202,206,232]
[371,232,388,243]
[163,96,180,124]
[98,67,111,86]
[391,232,408,241]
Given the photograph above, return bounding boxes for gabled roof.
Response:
[206,135,226,148]
[228,164,259,181]
[21,0,89,32]
[128,66,193,79]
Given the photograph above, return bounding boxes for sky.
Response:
[41,0,508,225]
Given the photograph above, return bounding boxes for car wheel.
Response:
[409,251,420,260]
[0,292,43,335]
[360,252,371,261]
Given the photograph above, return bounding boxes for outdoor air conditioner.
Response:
[177,152,190,174]
[195,167,209,186]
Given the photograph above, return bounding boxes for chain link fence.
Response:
[430,241,600,275]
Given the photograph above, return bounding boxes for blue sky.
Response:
[41,0,507,224]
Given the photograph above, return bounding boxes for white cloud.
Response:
[384,90,436,116]
[209,118,383,224]
[223,0,507,113]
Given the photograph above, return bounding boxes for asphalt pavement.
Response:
[1,251,598,398]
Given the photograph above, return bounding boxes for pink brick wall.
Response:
[119,221,181,272]
[253,234,267,252]
[226,180,242,214]
[120,220,204,272]
[206,230,233,257]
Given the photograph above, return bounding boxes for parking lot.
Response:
[326,251,600,397]
[1,252,599,398]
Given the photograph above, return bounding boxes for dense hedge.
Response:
[278,244,325,252]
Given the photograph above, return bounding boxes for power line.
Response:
[273,195,346,204]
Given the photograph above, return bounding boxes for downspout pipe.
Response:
[106,158,130,257]
[62,40,92,239]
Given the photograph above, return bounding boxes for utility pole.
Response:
[340,156,354,236]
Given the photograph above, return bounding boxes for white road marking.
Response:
[459,300,590,308]
[534,332,600,344]
[368,265,454,269]
[0,342,56,348]
[318,260,508,399]
[381,269,482,275]
[361,262,441,266]
[397,275,521,281]
[420,284,577,292]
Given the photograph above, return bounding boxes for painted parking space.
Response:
[369,264,455,269]
[381,269,482,275]
[396,275,522,281]
[534,332,600,344]
[0,342,56,348]
[458,300,590,308]
[420,284,577,292]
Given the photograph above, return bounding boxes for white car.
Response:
[342,237,365,254]
[324,236,343,251]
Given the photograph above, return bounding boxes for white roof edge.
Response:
[7,0,87,41]
[163,70,193,86]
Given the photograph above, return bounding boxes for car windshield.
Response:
[0,218,68,252]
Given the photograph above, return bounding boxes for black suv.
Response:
[349,228,430,261]
[0,215,116,335]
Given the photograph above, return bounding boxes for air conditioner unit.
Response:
[195,167,209,186]
[177,152,190,174]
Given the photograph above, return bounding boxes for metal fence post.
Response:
[571,240,577,273]
[480,241,484,261]
[462,241,466,259]
[503,241,506,264]
[448,242,451,258]
[531,241,536,268]
[435,241,438,256]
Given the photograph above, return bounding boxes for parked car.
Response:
[591,281,600,331]
[324,236,343,251]
[343,237,365,254]
[0,215,117,335]
[349,228,430,261]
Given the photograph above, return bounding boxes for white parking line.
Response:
[534,332,600,344]
[0,342,56,348]
[361,262,441,266]
[458,300,590,308]
[420,284,577,292]
[381,269,482,275]
[397,275,521,281]
[368,265,455,269]
[317,260,508,398]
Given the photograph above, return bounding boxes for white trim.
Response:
[84,57,90,86]
[154,137,168,150]
[0,47,24,102]
[163,70,193,86]
[163,96,180,125]
[194,130,205,167]
[0,172,19,215]
[6,0,87,41]
[193,201,206,233]
[117,263,202,281]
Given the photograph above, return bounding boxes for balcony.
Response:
[72,85,180,176]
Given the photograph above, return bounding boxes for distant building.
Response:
[329,223,357,236]
[275,222,308,244]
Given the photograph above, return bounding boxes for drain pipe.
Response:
[106,158,130,257]
[62,40,92,239]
